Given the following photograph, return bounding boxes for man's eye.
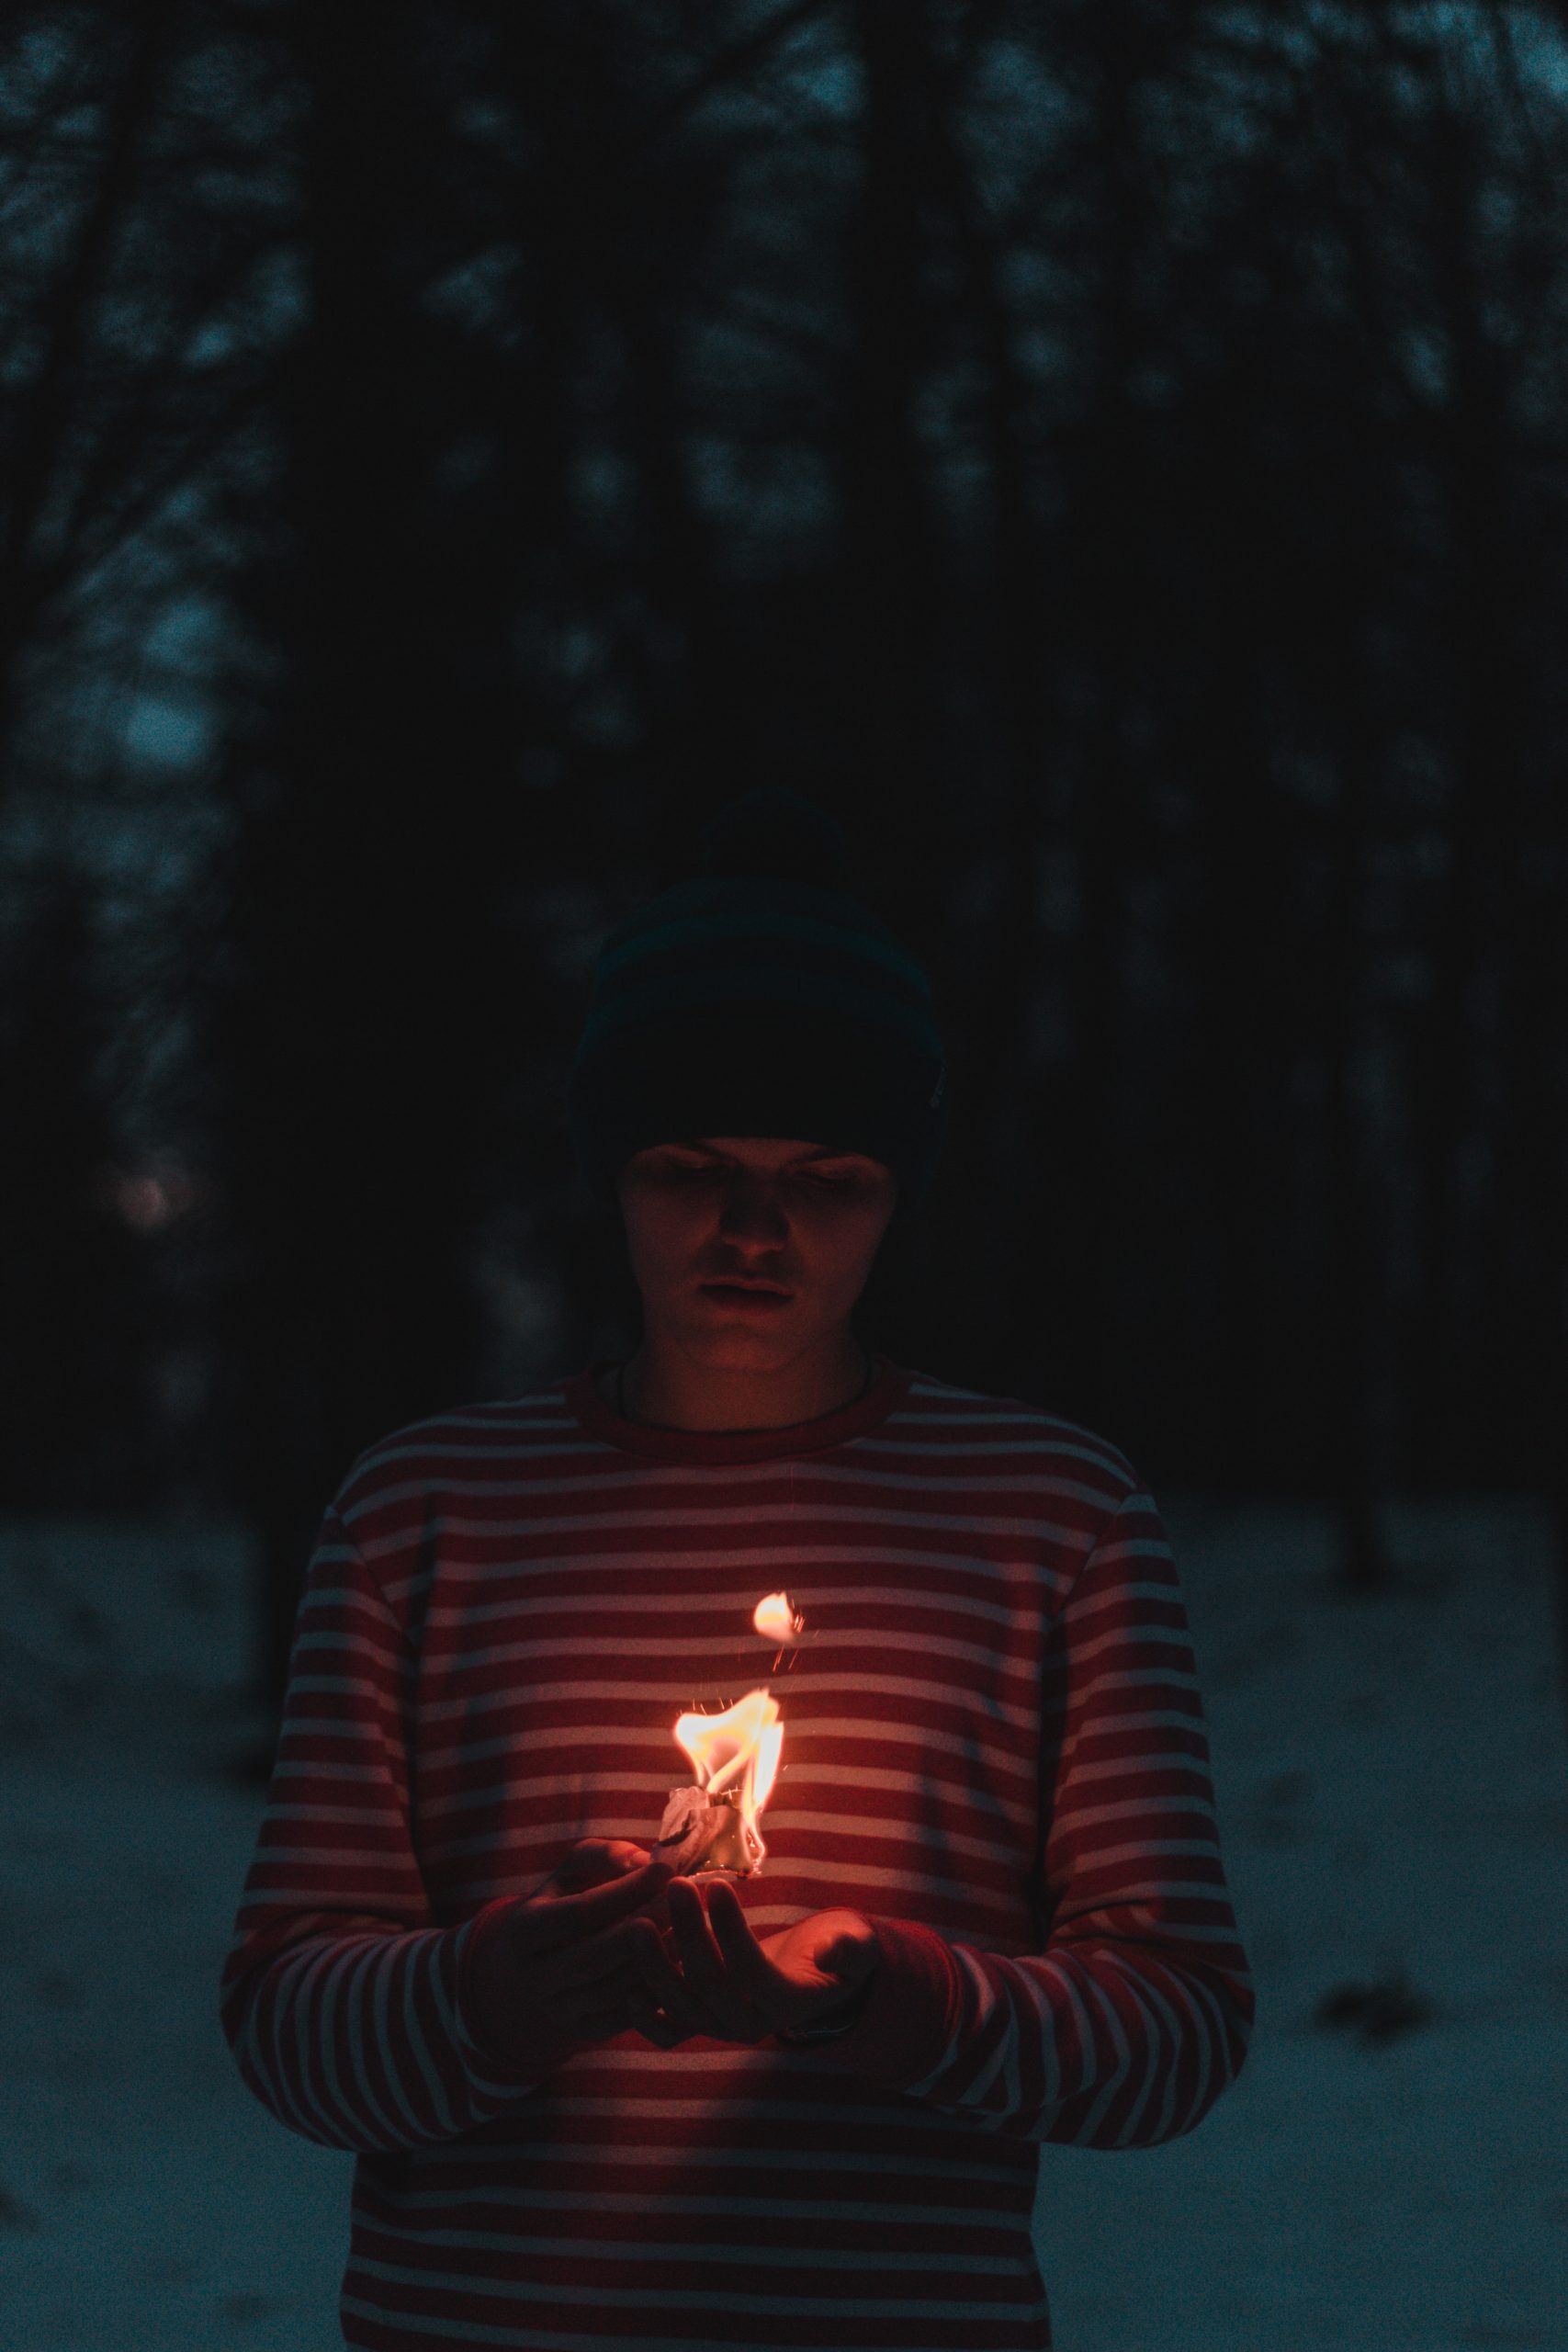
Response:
[668,1162,851,1184]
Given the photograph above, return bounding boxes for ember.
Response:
[752,1591,805,1644]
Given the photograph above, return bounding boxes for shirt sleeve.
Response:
[218,1501,546,2152]
[775,1486,1258,2147]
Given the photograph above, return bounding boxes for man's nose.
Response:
[716,1182,794,1231]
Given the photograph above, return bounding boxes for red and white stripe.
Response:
[221,1360,1254,2350]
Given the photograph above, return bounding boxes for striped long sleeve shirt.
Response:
[220,1355,1255,2351]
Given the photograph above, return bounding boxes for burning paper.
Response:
[653,1784,735,1874]
[654,1682,785,1878]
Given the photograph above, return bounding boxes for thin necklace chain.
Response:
[616,1343,875,1426]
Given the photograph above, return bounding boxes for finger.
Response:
[550,1838,652,1891]
[544,1845,663,1905]
[550,1953,641,2016]
[622,1980,689,2049]
[524,1912,636,1987]
[554,1996,629,2045]
[528,1912,665,2003]
[525,1856,676,1956]
[629,1907,769,2047]
[473,1976,641,2065]
[694,1877,771,1996]
[632,2010,685,2051]
[640,1968,711,2044]
[695,1883,784,2037]
[554,1956,671,2042]
[626,1916,716,2037]
[666,1878,730,2001]
[623,1915,682,2001]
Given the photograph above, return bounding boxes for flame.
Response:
[752,1590,805,1644]
[672,1687,784,1872]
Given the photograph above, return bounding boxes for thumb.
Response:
[554,1838,649,1891]
[822,1917,879,1984]
[827,1937,872,1982]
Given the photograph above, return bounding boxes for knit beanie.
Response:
[565,787,947,1219]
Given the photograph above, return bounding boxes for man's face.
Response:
[616,1136,898,1365]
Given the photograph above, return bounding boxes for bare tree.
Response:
[0,3,288,786]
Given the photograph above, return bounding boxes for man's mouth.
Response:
[700,1283,793,1308]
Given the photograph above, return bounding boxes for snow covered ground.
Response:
[1,1489,1565,2350]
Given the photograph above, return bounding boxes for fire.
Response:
[752,1590,804,1644]
[671,1688,783,1874]
[658,1594,804,1875]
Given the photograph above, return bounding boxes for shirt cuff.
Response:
[451,1896,543,2083]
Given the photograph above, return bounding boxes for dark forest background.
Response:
[2,0,1565,1734]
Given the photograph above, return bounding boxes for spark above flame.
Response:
[752,1590,805,1644]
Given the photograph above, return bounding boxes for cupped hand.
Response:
[460,1838,678,2073]
[623,1875,880,2047]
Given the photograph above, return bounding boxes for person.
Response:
[220,785,1255,2352]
